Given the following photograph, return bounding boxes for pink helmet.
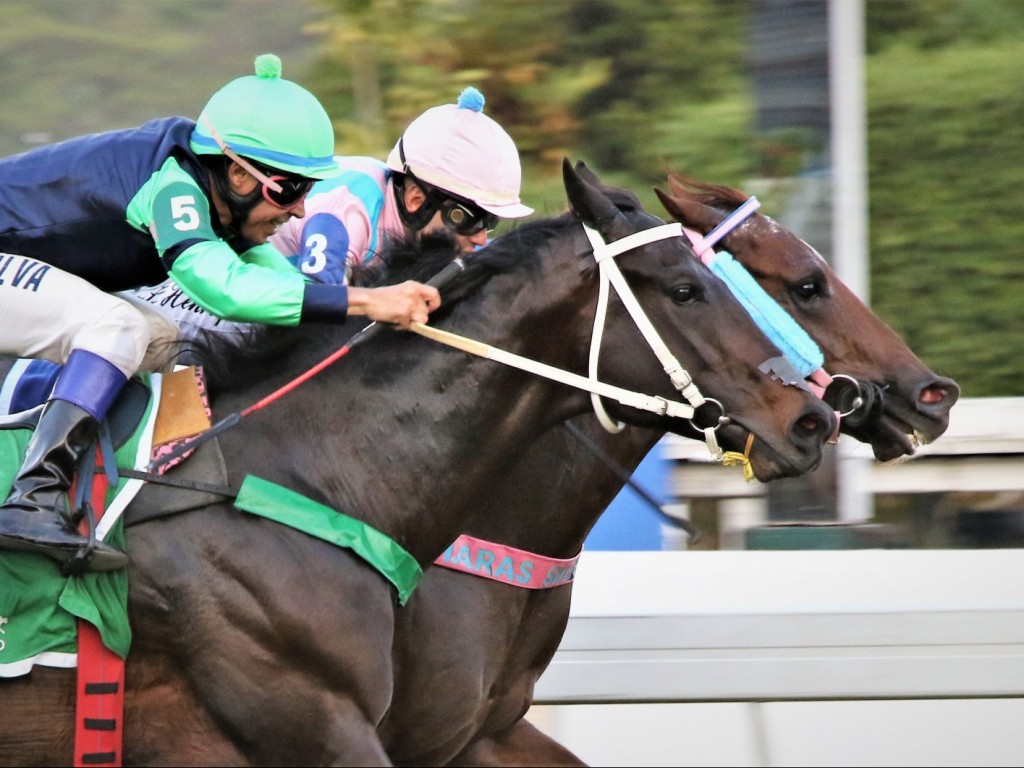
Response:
[386,88,533,219]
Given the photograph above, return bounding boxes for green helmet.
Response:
[191,53,338,180]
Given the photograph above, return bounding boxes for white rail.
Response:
[661,396,1024,497]
[533,549,1024,704]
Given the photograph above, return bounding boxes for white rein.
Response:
[410,220,736,460]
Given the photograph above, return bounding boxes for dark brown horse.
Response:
[0,160,838,766]
[376,169,961,767]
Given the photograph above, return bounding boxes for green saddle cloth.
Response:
[0,375,427,678]
[0,384,156,677]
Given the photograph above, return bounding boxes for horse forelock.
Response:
[666,171,747,212]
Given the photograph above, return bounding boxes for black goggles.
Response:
[437,195,500,236]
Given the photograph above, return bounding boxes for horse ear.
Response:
[563,157,622,233]
[573,160,603,188]
[654,184,724,236]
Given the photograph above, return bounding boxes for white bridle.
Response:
[411,220,734,460]
[580,222,723,459]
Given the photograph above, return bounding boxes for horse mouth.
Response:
[834,376,958,463]
[867,420,918,462]
[717,420,824,483]
[856,405,947,463]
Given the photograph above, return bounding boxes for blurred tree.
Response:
[866,27,1024,396]
[307,0,759,213]
[0,0,326,155]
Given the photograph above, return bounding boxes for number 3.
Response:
[302,233,328,274]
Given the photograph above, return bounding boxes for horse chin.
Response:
[748,450,821,483]
[865,431,916,462]
[847,406,946,462]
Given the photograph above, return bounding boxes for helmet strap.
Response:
[393,173,442,233]
[208,156,263,235]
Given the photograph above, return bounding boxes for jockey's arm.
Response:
[236,242,301,272]
[167,240,349,325]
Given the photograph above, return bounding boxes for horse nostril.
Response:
[920,381,957,407]
[795,409,833,439]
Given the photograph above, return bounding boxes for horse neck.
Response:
[456,418,665,558]
[215,259,598,569]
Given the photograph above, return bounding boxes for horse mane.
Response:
[189,213,577,392]
[664,170,749,211]
[176,323,285,392]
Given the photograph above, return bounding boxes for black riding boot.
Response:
[0,398,128,572]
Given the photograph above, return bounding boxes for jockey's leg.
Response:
[0,350,129,570]
[0,259,150,571]
[116,289,184,373]
[0,293,185,416]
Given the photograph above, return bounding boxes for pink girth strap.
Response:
[434,534,580,589]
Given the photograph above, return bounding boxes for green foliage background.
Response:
[1,0,1020,397]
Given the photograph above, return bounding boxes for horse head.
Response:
[559,158,837,481]
[654,172,960,462]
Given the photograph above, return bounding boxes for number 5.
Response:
[171,195,200,232]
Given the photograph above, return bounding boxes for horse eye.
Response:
[670,284,700,305]
[792,278,823,302]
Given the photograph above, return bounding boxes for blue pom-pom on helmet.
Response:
[386,87,532,219]
[456,87,486,113]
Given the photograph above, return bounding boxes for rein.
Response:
[409,323,698,421]
[411,220,735,461]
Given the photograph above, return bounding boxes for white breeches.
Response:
[0,254,181,376]
[125,277,253,345]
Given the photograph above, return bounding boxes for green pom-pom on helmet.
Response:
[191,53,338,180]
[253,52,283,79]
